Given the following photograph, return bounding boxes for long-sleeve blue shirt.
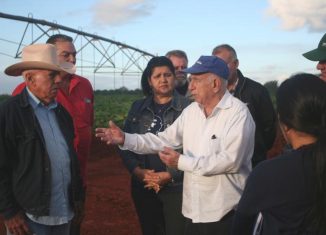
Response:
[25,88,73,225]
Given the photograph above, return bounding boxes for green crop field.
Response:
[0,95,10,103]
[94,90,143,128]
[0,81,277,129]
[0,91,143,129]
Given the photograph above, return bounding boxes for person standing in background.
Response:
[120,56,190,235]
[212,44,276,167]
[165,50,189,96]
[12,34,94,235]
[302,33,326,82]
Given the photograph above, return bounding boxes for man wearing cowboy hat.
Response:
[303,33,326,82]
[0,44,84,235]
[12,34,95,235]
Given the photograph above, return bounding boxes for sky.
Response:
[0,0,326,94]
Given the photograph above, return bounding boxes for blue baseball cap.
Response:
[183,55,229,80]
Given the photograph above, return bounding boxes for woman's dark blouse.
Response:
[119,92,191,192]
[232,145,318,235]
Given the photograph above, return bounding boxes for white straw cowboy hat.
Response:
[5,43,76,76]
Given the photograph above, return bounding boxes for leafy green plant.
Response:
[264,80,278,108]
[94,90,143,128]
[0,95,10,103]
[0,91,143,129]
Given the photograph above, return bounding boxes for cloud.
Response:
[266,0,326,31]
[90,0,155,27]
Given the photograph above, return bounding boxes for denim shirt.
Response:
[120,92,191,191]
[25,88,73,225]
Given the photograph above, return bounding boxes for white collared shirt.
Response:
[122,91,255,223]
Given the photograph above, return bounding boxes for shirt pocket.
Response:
[15,130,37,146]
[14,130,39,167]
[208,135,222,155]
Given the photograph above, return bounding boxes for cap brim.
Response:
[303,48,326,61]
[5,61,76,76]
[183,64,208,74]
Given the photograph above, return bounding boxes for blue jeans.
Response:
[6,217,71,235]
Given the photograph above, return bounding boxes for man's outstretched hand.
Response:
[95,120,125,145]
[159,147,180,169]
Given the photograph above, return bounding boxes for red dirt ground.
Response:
[79,139,141,235]
[0,129,285,235]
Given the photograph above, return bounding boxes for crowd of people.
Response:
[0,32,326,235]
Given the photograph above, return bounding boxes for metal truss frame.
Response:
[0,12,155,77]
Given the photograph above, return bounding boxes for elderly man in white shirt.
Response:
[96,55,255,235]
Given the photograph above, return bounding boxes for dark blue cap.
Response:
[183,55,229,80]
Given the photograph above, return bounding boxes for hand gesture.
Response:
[144,171,172,193]
[95,121,125,145]
[159,147,180,169]
[133,167,154,182]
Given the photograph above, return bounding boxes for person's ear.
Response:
[279,121,291,144]
[234,59,239,69]
[212,77,221,93]
[148,78,153,88]
[24,71,33,83]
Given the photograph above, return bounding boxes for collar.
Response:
[229,77,239,94]
[235,69,246,94]
[213,90,233,112]
[140,91,185,112]
[197,91,233,117]
[26,87,58,110]
[66,74,81,94]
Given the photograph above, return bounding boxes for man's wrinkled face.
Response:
[55,41,77,65]
[25,70,62,104]
[168,55,188,86]
[213,49,238,83]
[188,73,215,105]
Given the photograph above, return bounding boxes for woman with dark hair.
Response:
[120,56,191,235]
[231,73,326,234]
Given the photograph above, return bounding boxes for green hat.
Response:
[303,33,326,61]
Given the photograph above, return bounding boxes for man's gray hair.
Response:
[165,50,188,62]
[212,44,238,61]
